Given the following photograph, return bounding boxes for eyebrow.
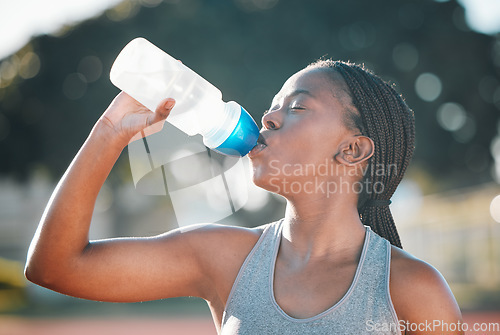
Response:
[272,89,315,105]
[289,89,315,98]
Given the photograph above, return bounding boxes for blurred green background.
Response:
[0,0,499,332]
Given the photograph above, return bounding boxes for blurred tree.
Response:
[0,0,498,193]
[0,257,27,312]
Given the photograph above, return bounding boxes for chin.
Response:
[250,157,291,195]
[250,168,276,194]
[250,167,267,189]
[251,172,285,197]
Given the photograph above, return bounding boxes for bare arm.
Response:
[24,93,227,302]
[390,247,464,335]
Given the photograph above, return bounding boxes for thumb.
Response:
[154,98,176,122]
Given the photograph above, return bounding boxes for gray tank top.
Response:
[221,220,401,334]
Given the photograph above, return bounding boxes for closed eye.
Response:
[290,101,306,111]
[290,106,306,112]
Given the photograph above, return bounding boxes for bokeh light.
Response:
[452,115,476,143]
[491,135,500,182]
[392,43,419,72]
[415,72,442,102]
[105,0,140,21]
[0,57,19,84]
[77,56,102,83]
[459,0,500,35]
[18,52,41,79]
[437,102,467,131]
[490,194,500,223]
[391,179,423,225]
[490,135,500,161]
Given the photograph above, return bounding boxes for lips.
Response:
[248,133,268,158]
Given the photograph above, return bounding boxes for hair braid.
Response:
[307,60,416,249]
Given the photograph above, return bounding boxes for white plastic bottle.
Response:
[110,37,259,156]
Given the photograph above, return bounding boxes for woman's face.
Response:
[249,67,360,197]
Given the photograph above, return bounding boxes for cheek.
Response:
[287,133,337,166]
[286,118,339,156]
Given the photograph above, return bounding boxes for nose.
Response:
[261,109,281,130]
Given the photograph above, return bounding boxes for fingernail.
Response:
[165,99,175,109]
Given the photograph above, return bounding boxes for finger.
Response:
[155,98,176,119]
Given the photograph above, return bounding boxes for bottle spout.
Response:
[212,106,259,157]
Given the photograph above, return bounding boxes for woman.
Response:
[25,60,463,334]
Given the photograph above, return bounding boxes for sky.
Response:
[0,0,499,60]
[0,0,122,60]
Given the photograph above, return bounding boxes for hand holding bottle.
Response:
[98,91,176,147]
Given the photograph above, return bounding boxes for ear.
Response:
[334,135,374,167]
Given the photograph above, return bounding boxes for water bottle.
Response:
[110,37,259,157]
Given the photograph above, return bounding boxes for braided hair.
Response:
[308,60,416,249]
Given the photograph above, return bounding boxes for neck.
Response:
[281,188,366,261]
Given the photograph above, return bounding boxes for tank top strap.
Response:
[222,219,283,321]
[342,227,399,326]
[355,226,392,289]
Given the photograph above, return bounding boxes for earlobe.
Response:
[335,136,374,166]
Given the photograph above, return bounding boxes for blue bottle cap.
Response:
[213,106,259,157]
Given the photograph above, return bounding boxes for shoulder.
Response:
[389,246,463,330]
[162,221,272,302]
[163,221,270,264]
[171,221,269,250]
[189,222,272,274]
[389,246,448,298]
